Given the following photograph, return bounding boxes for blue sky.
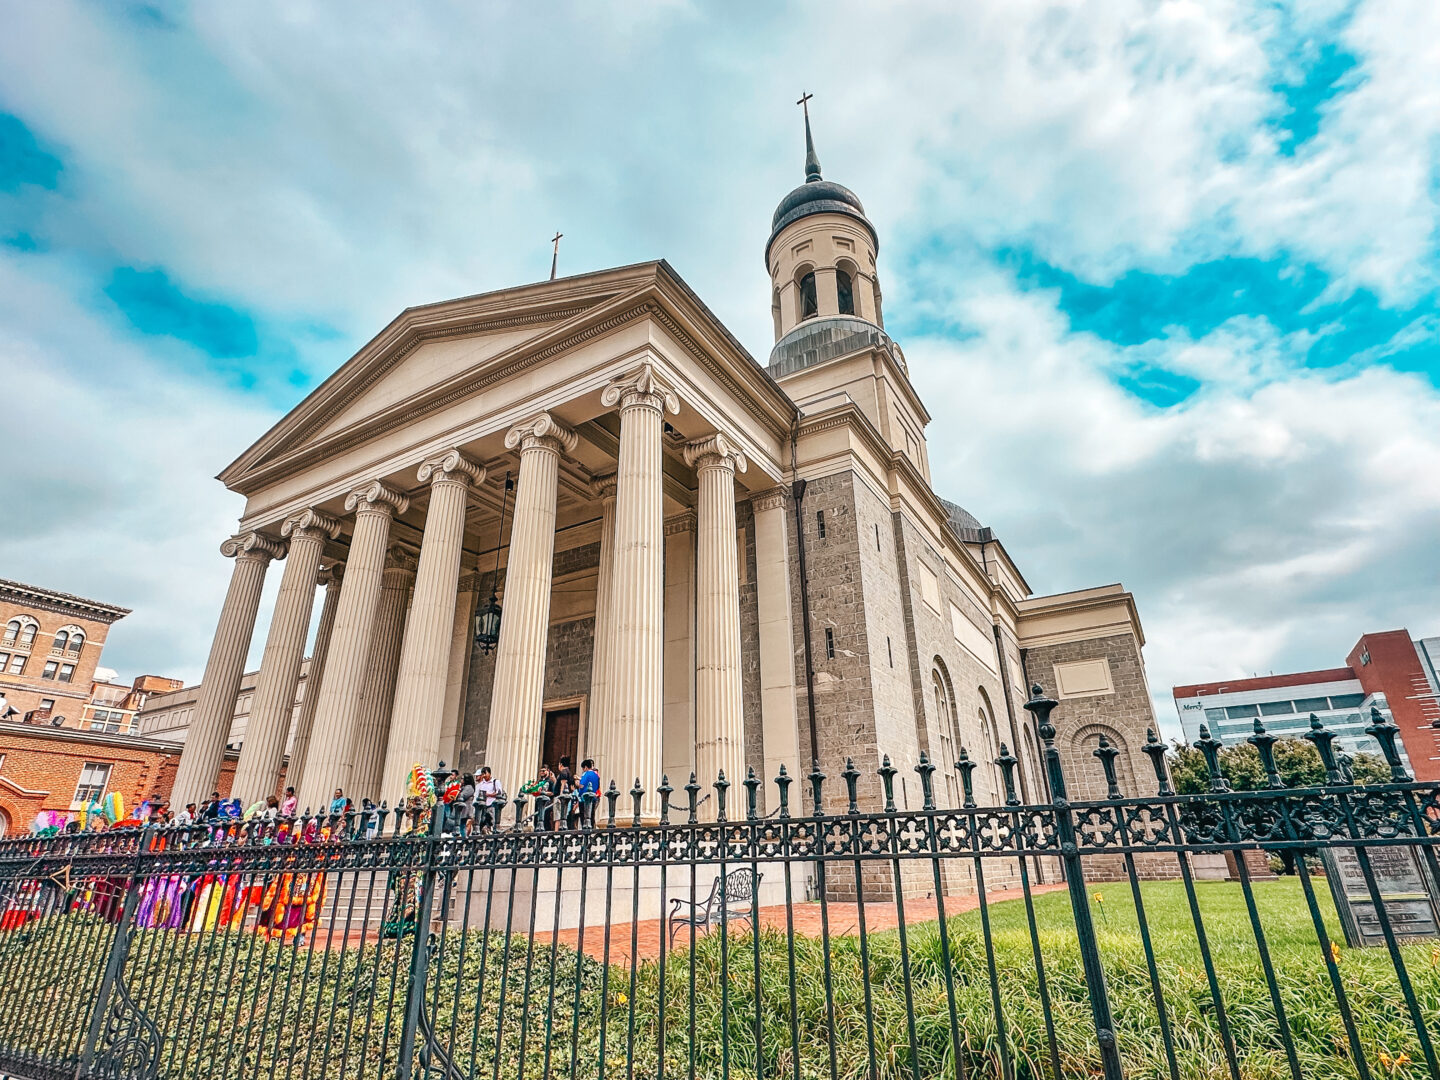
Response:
[1,0,1438,733]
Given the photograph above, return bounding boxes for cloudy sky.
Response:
[2,1,1437,735]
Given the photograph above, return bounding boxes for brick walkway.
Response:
[535,884,1066,968]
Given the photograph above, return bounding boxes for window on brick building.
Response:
[816,510,826,539]
[5,655,22,676]
[4,617,38,646]
[824,628,835,659]
[72,762,111,808]
[58,664,75,683]
[53,630,69,652]
[41,661,59,680]
[40,699,54,712]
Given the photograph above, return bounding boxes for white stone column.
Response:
[487,413,577,799]
[601,364,678,814]
[347,544,416,802]
[662,511,697,784]
[172,532,284,806]
[381,450,485,799]
[231,508,341,805]
[298,480,409,810]
[439,573,480,770]
[586,471,618,765]
[753,487,801,786]
[286,563,342,794]
[685,434,748,800]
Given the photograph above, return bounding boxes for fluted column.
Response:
[298,480,409,810]
[587,471,618,766]
[287,563,343,793]
[602,363,679,815]
[439,573,480,769]
[381,450,485,799]
[685,434,748,802]
[752,488,801,790]
[172,531,283,806]
[232,508,341,805]
[349,544,416,801]
[487,413,577,796]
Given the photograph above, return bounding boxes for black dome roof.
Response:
[766,105,878,264]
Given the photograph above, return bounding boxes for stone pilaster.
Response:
[231,508,341,805]
[602,363,678,813]
[586,471,618,767]
[287,563,342,793]
[350,544,416,802]
[662,510,697,784]
[298,480,409,810]
[685,434,748,803]
[381,449,485,799]
[171,531,283,807]
[486,413,577,797]
[752,487,801,786]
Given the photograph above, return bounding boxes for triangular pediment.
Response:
[219,260,793,495]
[219,263,666,490]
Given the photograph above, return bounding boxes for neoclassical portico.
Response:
[174,273,799,815]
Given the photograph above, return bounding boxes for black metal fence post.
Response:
[79,842,159,1079]
[395,764,450,1080]
[1024,684,1125,1080]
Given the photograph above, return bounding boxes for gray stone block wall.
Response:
[1021,632,1155,804]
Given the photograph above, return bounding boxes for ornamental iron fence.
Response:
[0,688,1436,1080]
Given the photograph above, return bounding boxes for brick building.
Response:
[1173,627,1440,781]
[0,579,130,726]
[0,722,240,836]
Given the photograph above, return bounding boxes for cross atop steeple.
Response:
[549,231,563,281]
[797,91,822,183]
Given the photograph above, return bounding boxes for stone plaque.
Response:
[1320,844,1440,948]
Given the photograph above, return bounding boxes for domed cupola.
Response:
[766,96,885,343]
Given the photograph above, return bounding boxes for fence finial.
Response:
[1024,683,1068,803]
[1092,735,1122,800]
[956,746,977,808]
[775,763,793,818]
[1365,705,1411,782]
[1142,728,1172,796]
[744,767,760,821]
[1247,718,1284,789]
[842,758,861,815]
[1195,724,1229,793]
[685,773,702,824]
[658,775,673,824]
[996,743,1021,805]
[604,781,620,827]
[808,760,826,817]
[1303,714,1344,786]
[714,770,730,822]
[914,751,936,810]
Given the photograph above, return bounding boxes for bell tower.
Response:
[766,93,883,341]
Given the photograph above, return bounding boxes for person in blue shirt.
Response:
[578,758,601,829]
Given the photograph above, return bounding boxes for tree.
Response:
[1167,737,1391,795]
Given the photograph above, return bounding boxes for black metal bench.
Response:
[667,867,762,947]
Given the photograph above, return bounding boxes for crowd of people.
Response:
[434,755,602,835]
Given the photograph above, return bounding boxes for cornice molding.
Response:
[0,580,130,623]
[750,486,790,513]
[664,509,698,535]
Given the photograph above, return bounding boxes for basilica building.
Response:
[172,115,1158,820]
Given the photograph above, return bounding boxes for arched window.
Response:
[978,702,1002,803]
[931,666,960,808]
[1,620,17,645]
[67,631,84,656]
[1072,726,1137,801]
[19,621,36,645]
[53,631,69,652]
[4,617,38,647]
[836,268,855,315]
[799,272,818,320]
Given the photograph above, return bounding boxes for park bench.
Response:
[667,867,762,947]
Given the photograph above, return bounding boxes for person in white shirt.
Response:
[474,766,503,830]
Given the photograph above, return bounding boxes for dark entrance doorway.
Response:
[541,706,579,773]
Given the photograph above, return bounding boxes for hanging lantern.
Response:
[475,470,512,654]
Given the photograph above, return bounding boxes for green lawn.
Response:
[1,878,1436,1080]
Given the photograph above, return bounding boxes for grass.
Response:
[2,879,1437,1079]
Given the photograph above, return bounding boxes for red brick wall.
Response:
[1349,631,1440,781]
[0,729,241,833]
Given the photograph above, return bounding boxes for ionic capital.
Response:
[683,432,748,474]
[383,543,419,575]
[318,563,345,587]
[344,480,410,517]
[220,531,285,562]
[280,507,342,543]
[504,412,578,456]
[751,486,790,514]
[417,449,486,488]
[589,470,618,501]
[601,362,680,416]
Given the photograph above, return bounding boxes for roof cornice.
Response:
[0,579,130,622]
